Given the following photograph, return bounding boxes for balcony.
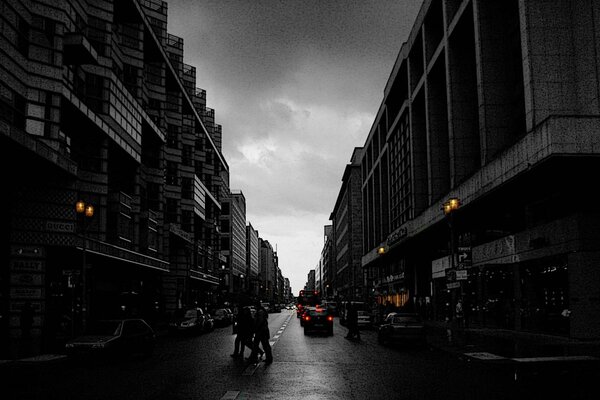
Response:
[63,32,99,65]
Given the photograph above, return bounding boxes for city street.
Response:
[4,310,598,400]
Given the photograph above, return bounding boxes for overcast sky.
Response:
[165,0,422,296]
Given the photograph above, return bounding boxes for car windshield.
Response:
[308,308,328,316]
[357,311,369,316]
[183,310,197,319]
[88,321,121,336]
[392,315,422,324]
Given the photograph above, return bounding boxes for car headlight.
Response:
[92,343,105,349]
[65,343,74,349]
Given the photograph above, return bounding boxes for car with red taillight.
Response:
[303,306,334,336]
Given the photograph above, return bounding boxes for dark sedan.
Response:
[169,307,214,334]
[303,307,334,336]
[377,312,426,347]
[65,319,155,357]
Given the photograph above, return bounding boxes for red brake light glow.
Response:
[327,316,333,321]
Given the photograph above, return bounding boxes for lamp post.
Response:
[442,197,461,309]
[75,200,94,335]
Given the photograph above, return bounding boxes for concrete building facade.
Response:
[220,190,246,297]
[330,148,364,301]
[246,223,259,297]
[0,0,227,358]
[357,0,600,345]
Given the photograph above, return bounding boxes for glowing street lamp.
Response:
[75,200,94,335]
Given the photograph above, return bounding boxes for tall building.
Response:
[246,223,259,297]
[0,0,227,358]
[306,270,316,292]
[319,225,334,298]
[258,238,274,301]
[330,148,364,301]
[220,190,246,297]
[357,0,600,342]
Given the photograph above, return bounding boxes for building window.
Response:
[182,178,193,199]
[166,124,180,148]
[182,210,192,233]
[166,198,178,223]
[0,82,26,130]
[16,15,30,57]
[30,15,57,65]
[389,112,412,229]
[166,161,179,185]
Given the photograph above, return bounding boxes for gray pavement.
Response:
[2,310,599,399]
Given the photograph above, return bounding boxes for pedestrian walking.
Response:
[230,307,255,359]
[247,303,272,365]
[344,302,360,340]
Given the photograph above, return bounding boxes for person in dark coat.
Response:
[247,304,272,364]
[345,302,361,340]
[231,307,255,358]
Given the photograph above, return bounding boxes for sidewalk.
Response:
[424,321,600,382]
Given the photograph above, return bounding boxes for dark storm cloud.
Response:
[165,0,422,293]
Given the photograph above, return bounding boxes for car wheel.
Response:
[328,328,334,336]
[303,329,308,336]
[378,333,386,345]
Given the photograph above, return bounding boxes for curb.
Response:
[0,354,68,369]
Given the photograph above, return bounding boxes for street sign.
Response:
[457,246,472,269]
[446,282,461,289]
[456,270,468,280]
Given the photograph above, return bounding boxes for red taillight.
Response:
[327,316,333,321]
[304,316,310,321]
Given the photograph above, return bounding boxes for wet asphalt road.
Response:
[3,310,599,399]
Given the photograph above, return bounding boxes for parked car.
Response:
[65,319,155,358]
[213,308,232,326]
[303,306,334,336]
[260,302,271,313]
[377,312,426,347]
[169,307,213,334]
[225,308,235,324]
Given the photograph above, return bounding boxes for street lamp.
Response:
[442,197,463,315]
[442,197,460,270]
[75,200,94,334]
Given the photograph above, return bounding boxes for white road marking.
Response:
[220,390,240,399]
[240,314,293,376]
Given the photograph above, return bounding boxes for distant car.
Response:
[213,308,232,326]
[65,319,155,357]
[169,308,213,334]
[300,306,316,327]
[377,312,426,346]
[272,304,282,313]
[303,306,334,336]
